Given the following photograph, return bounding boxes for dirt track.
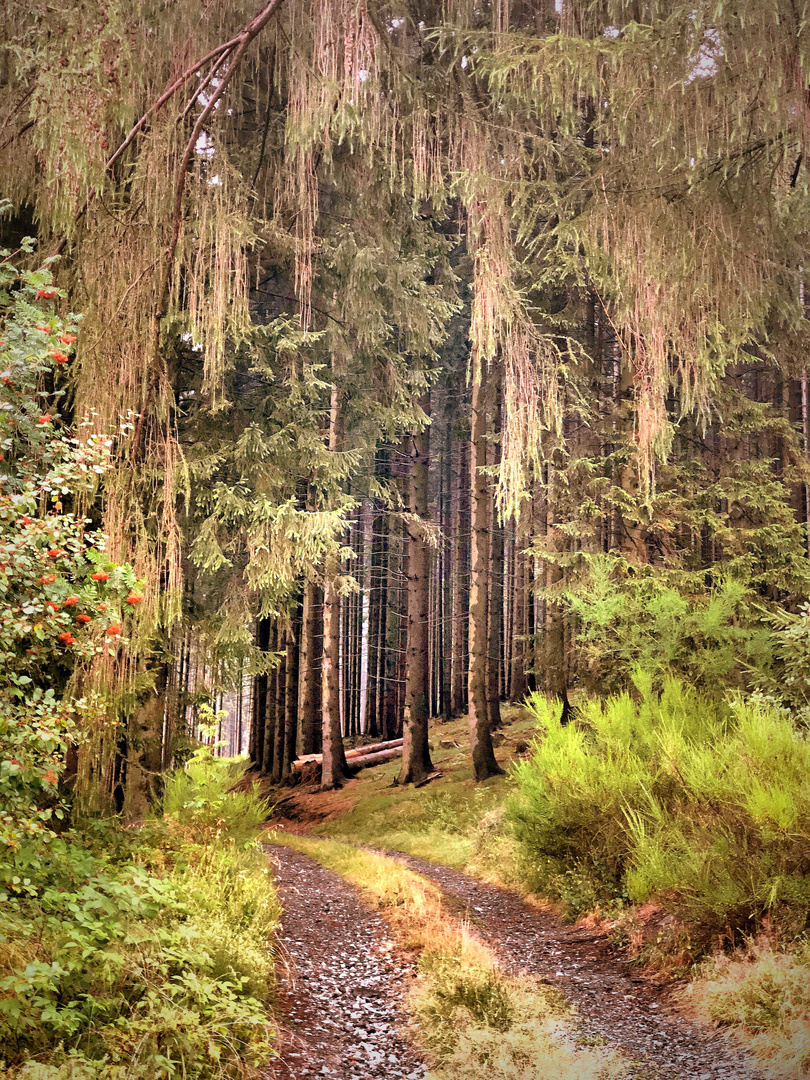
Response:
[265,844,427,1080]
[266,840,767,1080]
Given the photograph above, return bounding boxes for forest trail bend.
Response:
[264,844,427,1080]
[387,851,767,1080]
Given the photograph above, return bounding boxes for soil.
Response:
[266,839,768,1080]
[264,843,427,1080]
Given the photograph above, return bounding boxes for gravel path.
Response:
[264,844,427,1080]
[388,851,766,1080]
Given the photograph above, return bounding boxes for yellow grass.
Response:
[685,935,810,1080]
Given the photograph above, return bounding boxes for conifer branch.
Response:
[106,0,287,172]
[130,0,288,462]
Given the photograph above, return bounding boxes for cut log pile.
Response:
[292,738,403,772]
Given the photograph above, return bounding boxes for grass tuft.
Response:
[686,935,810,1079]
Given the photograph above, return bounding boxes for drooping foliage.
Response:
[3,1,810,795]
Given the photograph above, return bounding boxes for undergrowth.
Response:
[509,675,810,937]
[316,712,525,882]
[686,934,810,1079]
[508,676,810,1076]
[0,750,278,1080]
[272,833,623,1080]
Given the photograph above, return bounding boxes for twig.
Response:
[106,41,235,171]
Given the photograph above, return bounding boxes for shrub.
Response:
[161,744,270,845]
[549,553,773,697]
[0,245,139,862]
[508,676,810,934]
[0,760,279,1079]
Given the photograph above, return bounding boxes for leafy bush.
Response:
[162,743,270,845]
[508,676,810,935]
[549,553,771,697]
[0,245,139,858]
[0,760,279,1079]
[753,601,810,724]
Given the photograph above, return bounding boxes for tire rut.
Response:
[385,850,766,1080]
[264,844,427,1080]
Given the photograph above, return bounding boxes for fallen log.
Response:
[345,737,403,760]
[351,746,402,770]
[292,738,403,771]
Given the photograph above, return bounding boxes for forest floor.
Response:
[260,711,771,1080]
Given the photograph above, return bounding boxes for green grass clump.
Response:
[0,756,279,1080]
[162,749,270,844]
[508,675,810,933]
[687,936,810,1078]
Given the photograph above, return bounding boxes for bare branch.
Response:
[106,0,287,172]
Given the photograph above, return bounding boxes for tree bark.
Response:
[298,575,322,755]
[441,404,453,720]
[468,369,504,780]
[399,393,434,784]
[122,666,167,822]
[261,621,278,777]
[509,515,529,701]
[366,464,386,737]
[383,451,405,739]
[321,379,349,788]
[252,617,271,769]
[487,371,504,729]
[282,604,300,781]
[271,625,287,783]
[450,438,467,716]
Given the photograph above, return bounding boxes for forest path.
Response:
[264,844,427,1080]
[385,850,767,1080]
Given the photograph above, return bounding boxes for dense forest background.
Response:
[3,3,810,1077]
[6,0,810,805]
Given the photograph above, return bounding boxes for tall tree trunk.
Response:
[468,370,503,780]
[359,499,372,734]
[298,575,322,755]
[122,665,167,822]
[252,617,271,769]
[383,450,405,739]
[450,438,466,716]
[321,379,349,788]
[281,604,300,781]
[374,507,388,735]
[366,467,386,736]
[509,515,529,701]
[487,372,504,730]
[271,625,287,783]
[441,405,453,720]
[399,393,434,784]
[544,462,569,722]
[261,621,278,777]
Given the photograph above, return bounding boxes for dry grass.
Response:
[685,934,810,1079]
[271,833,626,1080]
